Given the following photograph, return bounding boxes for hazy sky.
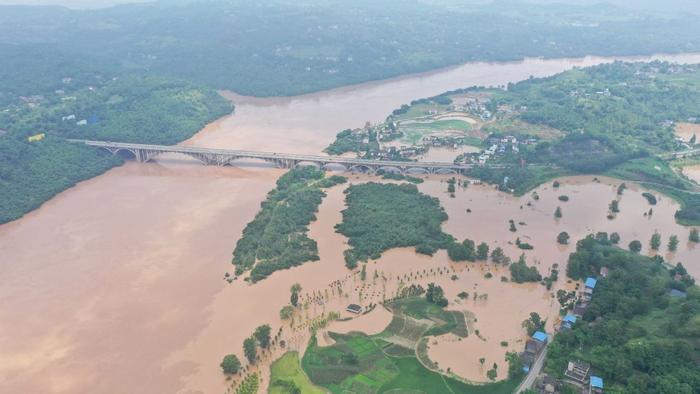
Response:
[0,0,697,13]
[0,0,151,8]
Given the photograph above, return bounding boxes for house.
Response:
[560,315,577,330]
[584,277,597,300]
[346,304,362,314]
[533,331,547,343]
[27,133,45,142]
[76,119,88,126]
[589,376,604,394]
[62,114,76,121]
[669,289,688,298]
[573,302,588,317]
[564,360,590,384]
[599,267,609,278]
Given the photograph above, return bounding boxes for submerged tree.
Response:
[690,228,700,243]
[668,235,679,252]
[629,240,642,253]
[557,231,570,245]
[554,206,562,218]
[243,337,257,364]
[476,242,489,260]
[650,231,661,251]
[254,324,271,349]
[610,232,621,244]
[220,354,241,374]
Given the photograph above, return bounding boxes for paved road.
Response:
[514,338,550,393]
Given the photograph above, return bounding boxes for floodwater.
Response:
[674,122,700,142]
[2,52,700,393]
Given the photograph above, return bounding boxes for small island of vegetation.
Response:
[231,167,346,282]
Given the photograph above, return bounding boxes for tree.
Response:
[479,357,486,366]
[668,235,679,252]
[690,228,700,243]
[360,264,367,281]
[254,324,271,349]
[650,231,661,251]
[476,242,489,260]
[691,134,697,144]
[280,305,294,320]
[290,283,302,306]
[220,354,241,374]
[557,231,570,245]
[629,240,642,253]
[490,247,509,264]
[610,199,620,213]
[426,282,448,307]
[243,337,257,364]
[617,183,626,195]
[554,206,562,218]
[522,312,544,335]
[610,232,621,244]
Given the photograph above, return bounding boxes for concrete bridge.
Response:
[71,140,478,175]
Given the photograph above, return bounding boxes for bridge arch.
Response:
[405,167,430,175]
[433,168,459,175]
[226,156,282,169]
[295,161,321,169]
[322,163,348,172]
[348,164,375,174]
[115,148,137,161]
[377,166,402,174]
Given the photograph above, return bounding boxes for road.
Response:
[514,338,550,393]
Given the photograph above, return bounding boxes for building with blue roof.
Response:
[533,331,547,343]
[585,277,597,289]
[560,314,577,330]
[589,375,603,393]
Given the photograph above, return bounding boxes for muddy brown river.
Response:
[2,53,700,393]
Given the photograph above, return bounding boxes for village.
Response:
[327,93,543,166]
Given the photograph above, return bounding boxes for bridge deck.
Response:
[71,139,474,170]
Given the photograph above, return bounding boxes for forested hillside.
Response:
[0,76,231,224]
[546,235,700,393]
[1,0,699,96]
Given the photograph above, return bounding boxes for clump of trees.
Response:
[336,182,452,267]
[510,254,542,283]
[522,312,545,336]
[447,239,476,261]
[426,283,448,307]
[232,167,346,281]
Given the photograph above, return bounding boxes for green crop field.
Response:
[301,297,520,394]
[269,351,327,394]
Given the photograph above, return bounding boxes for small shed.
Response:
[346,304,362,314]
[589,376,603,394]
[599,267,609,278]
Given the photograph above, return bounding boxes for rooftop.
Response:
[585,277,597,289]
[563,315,577,324]
[533,331,547,342]
[590,376,604,389]
[346,304,362,313]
